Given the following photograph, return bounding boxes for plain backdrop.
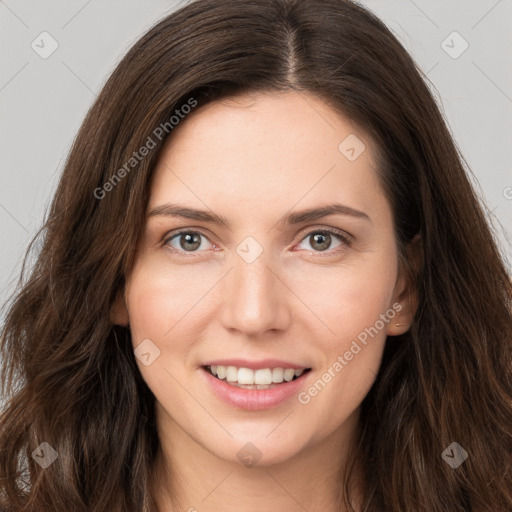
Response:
[1,0,511,326]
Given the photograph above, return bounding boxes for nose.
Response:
[219,250,291,337]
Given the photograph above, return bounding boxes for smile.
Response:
[205,364,310,389]
[201,364,313,410]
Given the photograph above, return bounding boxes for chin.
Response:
[206,429,307,467]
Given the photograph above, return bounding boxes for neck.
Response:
[149,405,365,512]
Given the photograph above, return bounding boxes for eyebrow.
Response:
[148,202,371,228]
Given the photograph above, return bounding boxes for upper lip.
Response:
[202,358,311,370]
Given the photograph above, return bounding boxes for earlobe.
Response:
[386,291,417,336]
[110,290,130,327]
[387,234,422,336]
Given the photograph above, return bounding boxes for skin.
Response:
[111,90,417,512]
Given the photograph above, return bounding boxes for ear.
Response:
[110,289,130,327]
[386,234,422,336]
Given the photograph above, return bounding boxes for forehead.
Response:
[148,90,386,226]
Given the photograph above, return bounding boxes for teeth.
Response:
[284,369,295,381]
[272,367,284,383]
[216,365,226,379]
[238,367,255,385]
[226,366,238,382]
[254,368,272,385]
[207,365,306,385]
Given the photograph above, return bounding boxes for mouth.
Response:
[202,364,312,390]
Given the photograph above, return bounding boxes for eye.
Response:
[164,230,214,254]
[162,227,351,257]
[295,228,351,255]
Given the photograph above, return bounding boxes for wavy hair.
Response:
[1,0,511,510]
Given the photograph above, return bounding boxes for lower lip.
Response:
[201,367,311,411]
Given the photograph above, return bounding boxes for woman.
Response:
[1,0,511,510]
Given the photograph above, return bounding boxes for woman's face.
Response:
[113,91,415,466]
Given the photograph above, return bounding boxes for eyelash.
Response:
[162,227,352,257]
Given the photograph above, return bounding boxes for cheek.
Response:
[125,259,226,388]
[292,252,396,419]
[126,280,169,345]
[125,258,211,343]
[295,255,397,348]
[298,293,391,439]
[125,265,197,396]
[299,257,397,426]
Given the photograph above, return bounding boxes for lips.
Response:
[200,361,312,410]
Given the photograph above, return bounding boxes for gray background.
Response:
[1,0,511,323]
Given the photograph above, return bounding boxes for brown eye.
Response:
[309,232,332,251]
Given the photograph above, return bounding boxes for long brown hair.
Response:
[1,0,511,510]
